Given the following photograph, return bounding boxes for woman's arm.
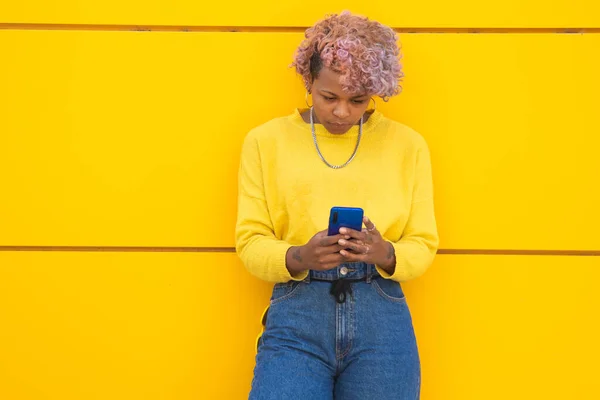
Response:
[235,132,309,283]
[376,138,439,282]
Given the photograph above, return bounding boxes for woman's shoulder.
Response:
[245,113,293,142]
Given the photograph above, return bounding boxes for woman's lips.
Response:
[329,122,350,130]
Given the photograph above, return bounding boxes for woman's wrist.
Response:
[285,246,307,276]
[376,242,396,275]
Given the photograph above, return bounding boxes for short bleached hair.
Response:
[292,11,403,101]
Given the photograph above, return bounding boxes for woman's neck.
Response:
[300,109,374,125]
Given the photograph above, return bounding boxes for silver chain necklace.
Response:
[310,106,363,169]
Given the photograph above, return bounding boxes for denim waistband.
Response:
[304,262,380,283]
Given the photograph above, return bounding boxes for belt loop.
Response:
[366,263,372,283]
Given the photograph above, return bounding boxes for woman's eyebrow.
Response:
[321,90,368,99]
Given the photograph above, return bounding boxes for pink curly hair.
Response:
[292,11,403,101]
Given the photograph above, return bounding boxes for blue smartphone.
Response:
[328,206,364,236]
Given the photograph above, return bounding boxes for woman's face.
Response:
[310,66,371,135]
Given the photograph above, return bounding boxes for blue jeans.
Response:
[250,262,421,399]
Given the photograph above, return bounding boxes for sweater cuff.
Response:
[279,244,310,282]
[374,239,400,281]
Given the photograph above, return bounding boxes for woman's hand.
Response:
[337,216,396,273]
[286,230,350,275]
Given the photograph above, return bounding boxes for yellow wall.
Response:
[2,0,600,27]
[1,2,600,399]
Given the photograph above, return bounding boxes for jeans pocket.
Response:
[372,277,406,303]
[270,281,302,305]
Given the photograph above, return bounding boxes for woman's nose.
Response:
[333,103,350,119]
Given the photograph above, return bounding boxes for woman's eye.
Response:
[322,96,365,104]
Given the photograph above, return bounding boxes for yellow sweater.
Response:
[235,108,439,283]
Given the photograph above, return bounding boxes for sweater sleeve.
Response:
[235,132,309,283]
[375,138,439,282]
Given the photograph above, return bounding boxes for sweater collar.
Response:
[289,107,384,138]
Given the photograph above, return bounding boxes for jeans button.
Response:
[340,266,348,276]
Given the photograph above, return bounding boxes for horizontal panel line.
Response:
[0,246,235,252]
[0,23,598,34]
[0,246,598,256]
[438,249,600,256]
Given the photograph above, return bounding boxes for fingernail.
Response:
[345,235,350,239]
[340,228,347,234]
[339,239,346,245]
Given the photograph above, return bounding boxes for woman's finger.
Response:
[339,227,366,241]
[322,244,345,254]
[363,216,378,234]
[340,249,368,261]
[320,252,346,266]
[318,233,346,247]
[338,238,368,254]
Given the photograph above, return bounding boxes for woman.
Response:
[236,11,439,400]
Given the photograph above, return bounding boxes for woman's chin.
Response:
[326,124,351,134]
